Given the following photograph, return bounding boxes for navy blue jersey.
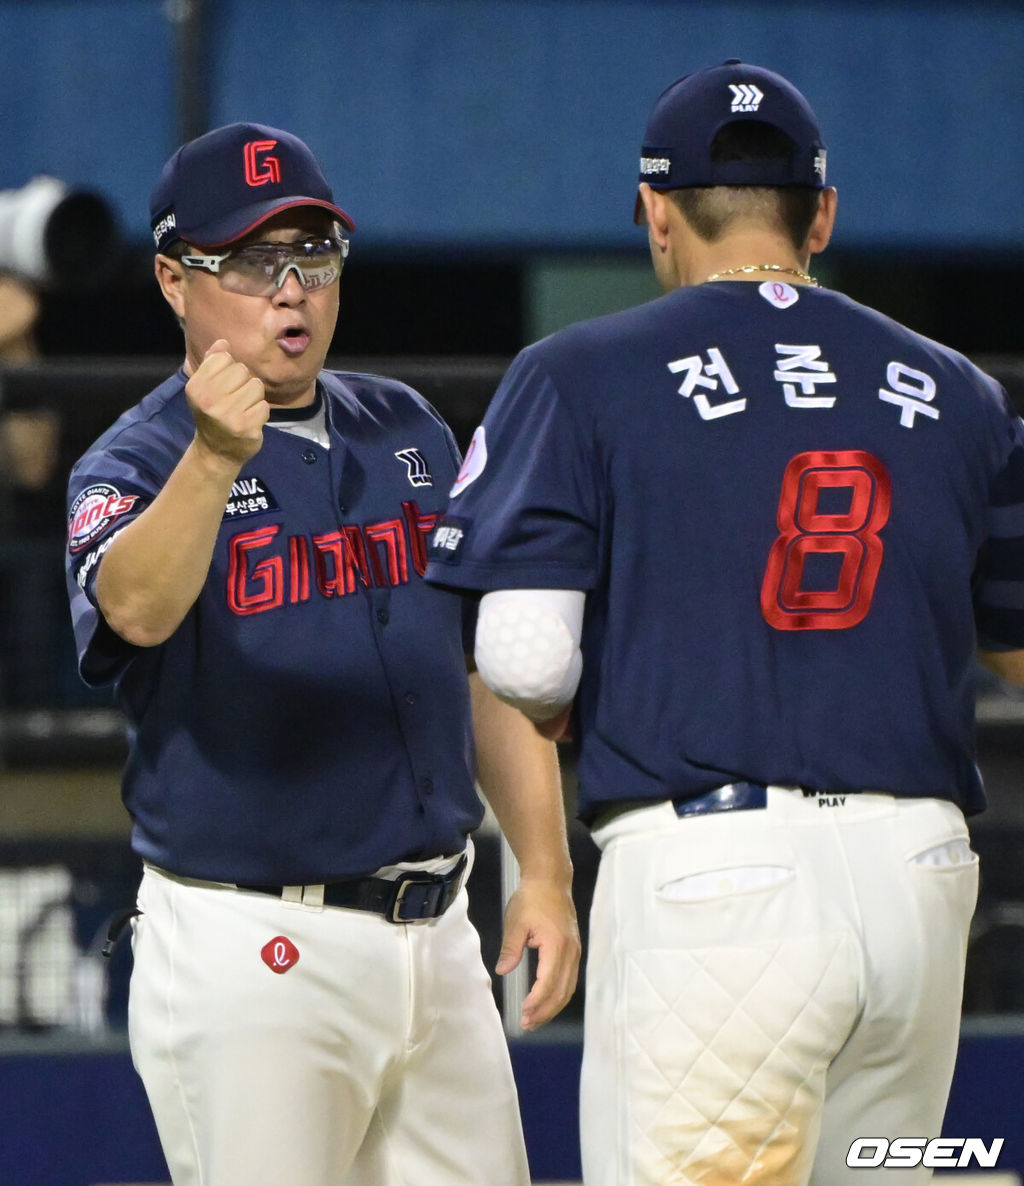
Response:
[425,281,1024,821]
[67,369,483,882]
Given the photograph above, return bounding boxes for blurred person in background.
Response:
[0,268,62,705]
[0,176,121,708]
[0,269,53,527]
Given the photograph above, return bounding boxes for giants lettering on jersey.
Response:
[226,500,437,616]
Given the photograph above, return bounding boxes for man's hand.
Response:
[496,875,581,1031]
[186,340,270,465]
[469,674,580,1029]
[94,340,270,647]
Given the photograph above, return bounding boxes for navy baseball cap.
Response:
[636,60,827,219]
[149,121,355,251]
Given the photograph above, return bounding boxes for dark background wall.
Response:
[3,0,1023,252]
[0,0,1022,362]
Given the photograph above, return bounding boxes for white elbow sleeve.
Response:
[474,588,585,721]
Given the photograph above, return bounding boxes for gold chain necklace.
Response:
[705,263,819,286]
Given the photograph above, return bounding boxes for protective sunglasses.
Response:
[181,235,349,296]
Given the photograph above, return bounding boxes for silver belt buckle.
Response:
[388,854,466,923]
[389,872,439,923]
[390,876,415,922]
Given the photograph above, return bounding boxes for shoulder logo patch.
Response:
[68,484,140,553]
[394,447,433,487]
[449,426,487,497]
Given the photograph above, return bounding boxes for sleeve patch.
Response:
[67,484,142,553]
[428,516,472,564]
[74,528,124,590]
[449,425,487,497]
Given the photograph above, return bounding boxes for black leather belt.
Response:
[593,781,769,829]
[238,853,468,924]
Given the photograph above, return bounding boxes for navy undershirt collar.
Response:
[268,387,324,423]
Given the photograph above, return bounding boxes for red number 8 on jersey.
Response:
[761,450,891,631]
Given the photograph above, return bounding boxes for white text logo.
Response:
[152,212,176,245]
[432,525,464,552]
[847,1137,1004,1170]
[878,361,940,428]
[774,343,838,409]
[75,530,121,590]
[667,347,744,420]
[729,83,764,113]
[395,447,433,487]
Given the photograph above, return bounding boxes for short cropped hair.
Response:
[668,121,822,248]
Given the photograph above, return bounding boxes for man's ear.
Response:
[807,187,837,257]
[638,184,672,250]
[154,253,187,319]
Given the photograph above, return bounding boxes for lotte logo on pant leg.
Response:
[261,935,300,974]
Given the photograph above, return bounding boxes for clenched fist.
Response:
[185,340,270,465]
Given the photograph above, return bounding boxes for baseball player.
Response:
[425,61,1024,1184]
[65,122,579,1186]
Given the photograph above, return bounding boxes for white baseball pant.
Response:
[580,788,979,1185]
[128,854,530,1186]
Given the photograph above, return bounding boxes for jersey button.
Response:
[302,449,317,464]
[405,692,417,705]
[376,608,389,625]
[422,777,434,795]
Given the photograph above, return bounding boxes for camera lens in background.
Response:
[0,176,121,291]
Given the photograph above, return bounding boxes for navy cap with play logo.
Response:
[149,121,355,252]
[637,60,827,204]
